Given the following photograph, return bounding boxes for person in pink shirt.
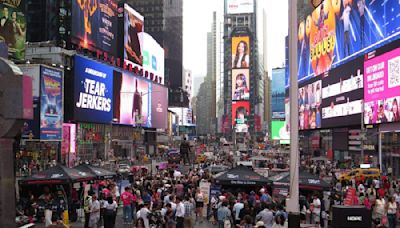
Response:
[121,187,134,224]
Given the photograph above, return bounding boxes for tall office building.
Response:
[223,0,264,139]
[127,0,186,106]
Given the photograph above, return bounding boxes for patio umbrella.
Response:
[20,164,96,185]
[74,164,116,180]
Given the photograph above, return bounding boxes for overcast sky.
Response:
[183,0,288,78]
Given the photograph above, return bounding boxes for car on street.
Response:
[117,163,131,174]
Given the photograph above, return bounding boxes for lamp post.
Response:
[287,0,300,226]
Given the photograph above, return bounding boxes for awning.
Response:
[74,164,116,180]
[268,170,331,191]
[215,166,272,186]
[20,164,96,185]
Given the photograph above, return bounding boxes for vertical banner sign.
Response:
[40,67,63,140]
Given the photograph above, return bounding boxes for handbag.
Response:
[381,215,388,225]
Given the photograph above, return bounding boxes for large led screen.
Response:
[71,0,118,56]
[74,55,114,123]
[232,69,250,101]
[271,120,290,145]
[272,68,286,119]
[298,79,322,130]
[113,72,151,127]
[124,4,144,68]
[232,101,250,133]
[0,1,26,60]
[364,47,400,124]
[142,32,164,84]
[231,36,250,69]
[295,0,400,86]
[321,57,364,128]
[151,84,168,129]
[168,108,194,126]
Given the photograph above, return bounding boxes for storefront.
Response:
[380,123,400,178]
[76,123,107,162]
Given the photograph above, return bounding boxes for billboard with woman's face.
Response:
[231,36,250,69]
[232,101,250,133]
[232,69,250,101]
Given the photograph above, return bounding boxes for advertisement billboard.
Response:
[231,36,250,69]
[295,0,400,86]
[272,68,286,119]
[232,69,250,101]
[71,0,118,56]
[168,107,194,126]
[151,84,168,129]
[299,78,322,130]
[40,66,63,140]
[271,120,290,144]
[142,32,164,83]
[226,0,254,15]
[19,64,41,99]
[321,57,364,128]
[232,101,250,133]
[113,72,151,127]
[74,55,114,123]
[0,0,26,60]
[124,4,144,68]
[364,47,400,124]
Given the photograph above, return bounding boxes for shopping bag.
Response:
[381,215,388,225]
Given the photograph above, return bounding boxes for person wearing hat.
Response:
[255,221,265,228]
[84,191,95,228]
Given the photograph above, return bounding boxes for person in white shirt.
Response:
[341,3,352,57]
[233,200,244,226]
[89,195,100,228]
[312,194,321,225]
[137,203,151,228]
[175,197,185,228]
[387,196,398,228]
[103,196,118,228]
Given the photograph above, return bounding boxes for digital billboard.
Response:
[299,78,322,130]
[232,69,250,101]
[113,72,151,127]
[142,32,164,84]
[321,57,364,128]
[231,36,250,69]
[71,0,118,56]
[74,55,114,123]
[272,68,286,119]
[168,108,194,126]
[364,47,400,124]
[271,120,290,144]
[0,0,26,60]
[226,0,254,15]
[124,4,144,68]
[232,101,250,133]
[295,0,400,86]
[151,84,168,129]
[40,66,63,140]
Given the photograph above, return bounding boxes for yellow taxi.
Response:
[338,168,381,182]
[195,154,207,163]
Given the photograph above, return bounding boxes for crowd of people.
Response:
[16,141,400,228]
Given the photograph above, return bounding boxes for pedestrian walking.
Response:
[103,196,117,228]
[121,187,134,224]
[89,195,100,228]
